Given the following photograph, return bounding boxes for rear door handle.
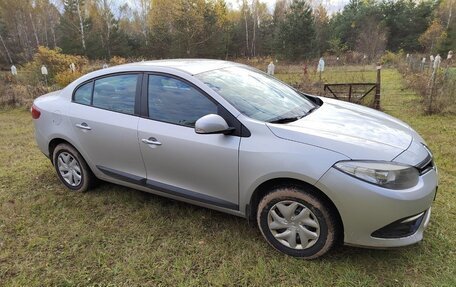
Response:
[142,137,162,146]
[75,123,91,130]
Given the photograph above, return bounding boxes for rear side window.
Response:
[73,82,93,105]
[92,74,139,114]
[148,75,218,127]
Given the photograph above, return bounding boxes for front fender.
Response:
[238,134,349,216]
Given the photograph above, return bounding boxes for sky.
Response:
[225,0,350,14]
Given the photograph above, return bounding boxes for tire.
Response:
[257,187,338,259]
[52,143,95,192]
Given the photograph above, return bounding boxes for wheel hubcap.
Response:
[57,152,82,187]
[267,200,320,250]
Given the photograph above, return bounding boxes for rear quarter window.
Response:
[73,82,93,105]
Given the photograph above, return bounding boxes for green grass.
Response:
[448,67,456,76]
[1,68,455,286]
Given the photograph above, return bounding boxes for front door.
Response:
[137,74,240,210]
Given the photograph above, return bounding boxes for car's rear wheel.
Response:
[53,143,94,192]
[257,187,338,259]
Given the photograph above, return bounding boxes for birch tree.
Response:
[241,0,250,57]
[58,0,89,54]
[0,32,13,63]
[75,0,86,51]
[134,0,151,46]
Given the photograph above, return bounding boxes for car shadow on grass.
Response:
[78,180,425,263]
[35,166,426,267]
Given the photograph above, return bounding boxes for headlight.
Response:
[334,161,419,190]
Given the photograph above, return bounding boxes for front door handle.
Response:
[142,137,162,146]
[75,123,91,130]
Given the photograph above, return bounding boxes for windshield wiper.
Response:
[268,106,319,124]
[306,106,319,114]
[268,116,304,124]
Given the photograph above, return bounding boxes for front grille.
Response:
[371,211,426,239]
[415,154,434,175]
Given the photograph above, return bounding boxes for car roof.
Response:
[121,59,242,75]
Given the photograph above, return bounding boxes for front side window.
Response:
[148,75,218,127]
[92,74,138,114]
[196,66,316,122]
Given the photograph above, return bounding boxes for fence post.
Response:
[429,66,437,113]
[374,63,381,110]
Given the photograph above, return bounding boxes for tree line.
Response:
[0,0,454,66]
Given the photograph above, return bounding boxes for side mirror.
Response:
[195,114,235,135]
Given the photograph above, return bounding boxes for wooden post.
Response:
[374,63,381,110]
[429,68,436,113]
[348,84,352,102]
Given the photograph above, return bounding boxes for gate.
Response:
[323,65,382,110]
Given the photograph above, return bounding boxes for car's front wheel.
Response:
[53,143,94,192]
[257,187,339,259]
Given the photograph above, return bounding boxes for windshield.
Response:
[196,66,316,123]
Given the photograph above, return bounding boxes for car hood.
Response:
[267,97,414,161]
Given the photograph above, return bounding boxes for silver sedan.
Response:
[32,60,437,258]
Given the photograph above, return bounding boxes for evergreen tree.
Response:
[58,0,90,55]
[277,0,315,59]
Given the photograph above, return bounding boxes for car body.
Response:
[32,59,437,258]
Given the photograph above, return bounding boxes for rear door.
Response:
[137,74,240,210]
[69,73,146,180]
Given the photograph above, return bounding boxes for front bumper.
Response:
[315,167,437,248]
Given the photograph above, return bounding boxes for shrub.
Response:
[427,70,456,114]
[21,46,88,86]
[109,56,127,66]
[381,50,402,66]
[54,70,84,87]
[0,81,55,107]
[398,64,456,114]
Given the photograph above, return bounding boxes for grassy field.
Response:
[0,68,455,286]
